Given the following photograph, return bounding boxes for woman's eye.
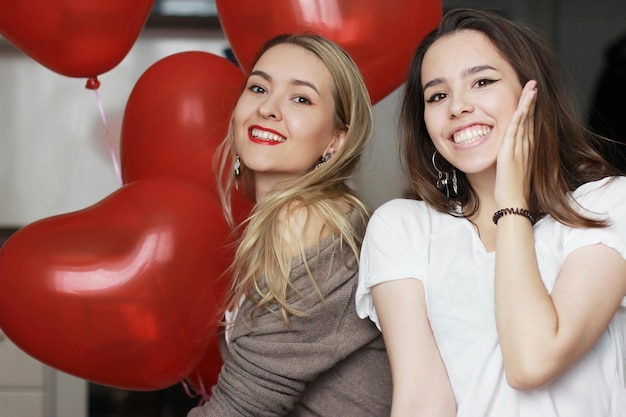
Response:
[293,96,311,105]
[475,78,497,88]
[425,92,447,103]
[250,85,266,94]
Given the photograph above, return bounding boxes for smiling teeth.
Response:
[251,128,285,142]
[453,126,490,144]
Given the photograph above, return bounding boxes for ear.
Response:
[324,128,347,158]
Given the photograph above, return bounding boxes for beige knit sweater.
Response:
[188,228,392,417]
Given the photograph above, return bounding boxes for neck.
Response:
[254,172,298,201]
[464,168,498,220]
[463,168,500,251]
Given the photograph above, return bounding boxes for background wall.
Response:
[1,0,625,226]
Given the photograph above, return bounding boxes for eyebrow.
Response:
[249,70,321,95]
[422,64,497,91]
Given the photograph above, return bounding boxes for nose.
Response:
[258,94,281,120]
[448,91,474,118]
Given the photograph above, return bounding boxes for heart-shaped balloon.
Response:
[121,51,245,190]
[215,0,442,104]
[0,0,153,80]
[0,178,232,390]
[121,50,252,223]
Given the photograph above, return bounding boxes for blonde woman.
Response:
[188,34,392,417]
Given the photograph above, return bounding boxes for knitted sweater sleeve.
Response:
[187,239,380,417]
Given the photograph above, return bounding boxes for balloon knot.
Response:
[85,77,101,90]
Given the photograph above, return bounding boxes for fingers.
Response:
[495,80,537,206]
[520,80,538,110]
[502,109,522,154]
[524,81,537,148]
[520,81,537,155]
[504,80,537,156]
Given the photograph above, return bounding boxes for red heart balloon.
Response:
[0,0,153,79]
[119,51,253,391]
[121,51,244,191]
[121,50,252,223]
[0,178,232,390]
[215,0,442,104]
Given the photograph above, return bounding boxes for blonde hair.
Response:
[214,34,373,324]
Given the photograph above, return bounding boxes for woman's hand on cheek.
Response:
[494,80,537,208]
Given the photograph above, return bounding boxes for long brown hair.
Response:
[400,8,620,227]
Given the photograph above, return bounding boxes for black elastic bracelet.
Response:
[492,207,537,226]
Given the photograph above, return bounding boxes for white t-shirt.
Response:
[356,176,626,417]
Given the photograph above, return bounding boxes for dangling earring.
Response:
[452,168,458,195]
[432,151,457,198]
[315,152,332,170]
[234,154,241,190]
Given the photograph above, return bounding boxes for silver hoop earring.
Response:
[432,151,457,198]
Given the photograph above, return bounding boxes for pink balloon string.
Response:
[87,78,123,185]
[181,374,211,406]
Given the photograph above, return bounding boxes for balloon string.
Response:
[91,86,123,185]
[181,372,211,406]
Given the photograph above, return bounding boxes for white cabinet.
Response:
[0,329,87,417]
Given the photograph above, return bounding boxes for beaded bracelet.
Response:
[492,207,537,226]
